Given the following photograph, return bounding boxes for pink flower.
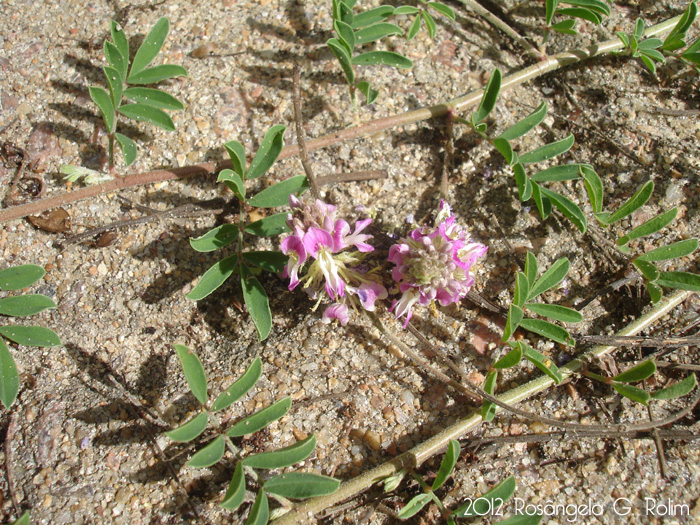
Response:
[389,200,487,326]
[281,196,387,325]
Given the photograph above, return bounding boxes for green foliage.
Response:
[395,457,538,525]
[545,0,610,40]
[64,17,186,177]
[328,0,453,105]
[597,181,700,303]
[187,126,308,341]
[168,347,340,519]
[618,3,700,75]
[584,359,697,406]
[0,265,61,409]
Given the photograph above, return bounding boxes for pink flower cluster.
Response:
[388,200,488,326]
[280,195,387,325]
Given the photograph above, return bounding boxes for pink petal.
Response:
[322,303,350,325]
[303,227,334,258]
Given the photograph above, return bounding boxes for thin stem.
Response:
[108,134,115,174]
[292,64,321,199]
[0,14,682,225]
[272,289,692,523]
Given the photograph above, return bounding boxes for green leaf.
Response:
[395,6,420,15]
[122,87,184,110]
[531,183,552,219]
[355,23,403,45]
[211,357,262,412]
[103,65,123,107]
[243,434,317,469]
[264,472,340,499]
[455,475,517,517]
[110,21,129,79]
[499,102,547,141]
[603,180,654,225]
[0,338,19,409]
[174,344,208,404]
[351,5,395,28]
[494,515,543,525]
[165,412,209,442]
[0,326,61,347]
[481,370,498,422]
[352,51,412,68]
[244,214,290,238]
[651,374,697,400]
[186,253,239,301]
[472,69,501,126]
[220,462,246,510]
[0,295,56,317]
[422,10,437,39]
[397,493,432,519]
[551,19,577,35]
[619,208,679,246]
[524,303,582,323]
[224,141,246,179]
[115,133,137,166]
[242,251,288,273]
[521,343,564,383]
[656,271,700,292]
[433,439,460,490]
[246,125,286,180]
[637,239,698,262]
[356,81,379,105]
[118,104,175,131]
[634,18,645,40]
[527,257,569,301]
[647,281,663,303]
[245,490,269,525]
[327,38,356,86]
[240,264,272,341]
[9,510,31,525]
[514,272,529,308]
[613,360,656,383]
[513,163,531,201]
[638,38,664,51]
[555,7,602,24]
[227,397,292,437]
[129,17,170,76]
[0,264,45,291]
[520,318,573,345]
[612,382,650,405]
[546,0,559,26]
[530,164,583,182]
[639,54,659,74]
[406,14,422,40]
[189,224,239,253]
[89,86,116,133]
[519,134,574,164]
[492,138,515,166]
[632,258,660,282]
[186,435,226,468]
[502,304,523,342]
[562,0,610,15]
[580,165,603,214]
[333,20,355,55]
[218,169,246,201]
[127,64,188,84]
[662,0,697,50]
[248,175,309,208]
[539,187,587,233]
[525,252,538,287]
[493,345,523,369]
[103,42,125,91]
[428,2,456,20]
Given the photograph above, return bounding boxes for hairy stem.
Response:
[0,15,681,225]
[272,289,692,523]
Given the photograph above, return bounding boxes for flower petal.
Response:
[322,303,349,325]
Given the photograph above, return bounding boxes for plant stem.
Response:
[0,14,682,225]
[107,134,115,174]
[272,289,691,523]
